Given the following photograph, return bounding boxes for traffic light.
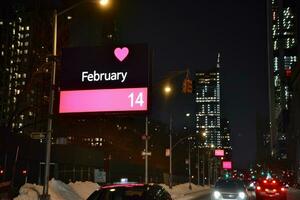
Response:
[182,78,193,94]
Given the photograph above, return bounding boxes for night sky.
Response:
[64,0,270,169]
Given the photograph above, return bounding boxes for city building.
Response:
[195,53,221,148]
[267,0,298,160]
[221,118,232,158]
[0,1,55,136]
[0,4,33,133]
[288,62,300,184]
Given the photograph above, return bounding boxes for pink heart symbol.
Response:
[114,47,129,62]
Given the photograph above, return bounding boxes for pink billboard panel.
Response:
[215,149,224,157]
[222,161,232,170]
[59,87,148,113]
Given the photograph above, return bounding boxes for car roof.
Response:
[101,183,146,189]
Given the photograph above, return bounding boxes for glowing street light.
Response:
[99,0,110,6]
[164,85,172,95]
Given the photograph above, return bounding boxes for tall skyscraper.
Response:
[0,5,32,133]
[0,2,52,135]
[195,54,221,148]
[267,0,298,159]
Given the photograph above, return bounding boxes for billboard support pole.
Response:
[145,116,149,184]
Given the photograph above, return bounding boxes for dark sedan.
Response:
[87,183,172,200]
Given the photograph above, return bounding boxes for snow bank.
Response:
[14,179,97,200]
[160,183,210,199]
[14,183,42,200]
[68,181,99,199]
[15,180,207,200]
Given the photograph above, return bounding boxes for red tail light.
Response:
[263,180,267,184]
[273,189,277,192]
[272,180,276,184]
[281,187,285,192]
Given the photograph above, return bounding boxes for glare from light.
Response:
[202,132,207,137]
[186,113,190,117]
[99,0,109,6]
[164,86,172,94]
[213,191,221,199]
[238,192,246,199]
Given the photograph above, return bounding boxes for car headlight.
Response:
[238,192,246,199]
[213,191,221,199]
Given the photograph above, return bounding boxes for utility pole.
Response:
[145,116,149,184]
[169,114,173,189]
[197,147,200,185]
[188,139,192,190]
[202,153,205,185]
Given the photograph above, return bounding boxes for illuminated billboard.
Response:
[222,161,232,170]
[59,44,149,114]
[214,149,224,157]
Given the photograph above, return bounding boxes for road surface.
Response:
[181,188,300,200]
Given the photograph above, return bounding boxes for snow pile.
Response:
[14,179,92,200]
[14,183,42,200]
[14,180,208,200]
[68,181,100,199]
[160,183,210,199]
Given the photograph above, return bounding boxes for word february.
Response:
[82,71,128,83]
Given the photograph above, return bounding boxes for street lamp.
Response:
[164,85,172,95]
[42,1,110,199]
[163,84,173,189]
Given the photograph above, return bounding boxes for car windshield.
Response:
[215,179,244,190]
[99,186,147,200]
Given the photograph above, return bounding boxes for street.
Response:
[179,188,300,200]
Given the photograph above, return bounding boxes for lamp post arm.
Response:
[172,133,196,151]
[57,0,90,16]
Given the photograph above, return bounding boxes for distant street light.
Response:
[42,1,110,199]
[99,0,110,6]
[164,85,172,95]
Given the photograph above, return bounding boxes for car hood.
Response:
[215,188,244,193]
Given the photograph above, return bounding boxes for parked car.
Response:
[87,182,172,200]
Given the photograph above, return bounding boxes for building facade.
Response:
[268,0,298,160]
[221,118,232,158]
[0,5,32,133]
[0,2,53,135]
[195,54,221,148]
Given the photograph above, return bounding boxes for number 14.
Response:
[128,92,144,107]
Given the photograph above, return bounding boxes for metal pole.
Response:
[42,9,57,198]
[169,114,172,189]
[208,151,211,186]
[145,116,149,184]
[197,147,200,185]
[188,139,192,190]
[11,146,19,188]
[3,152,7,180]
[202,153,205,185]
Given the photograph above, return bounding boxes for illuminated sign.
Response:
[59,44,149,114]
[214,149,224,157]
[222,161,232,170]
